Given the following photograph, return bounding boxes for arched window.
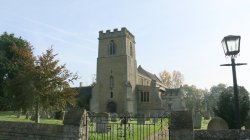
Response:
[110,75,114,89]
[109,40,115,55]
[130,42,133,57]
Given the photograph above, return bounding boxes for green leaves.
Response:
[0,32,78,113]
[214,86,250,129]
[34,48,78,111]
[182,84,206,112]
[0,32,33,110]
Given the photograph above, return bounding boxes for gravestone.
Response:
[145,113,150,121]
[30,113,39,121]
[120,112,130,124]
[25,111,30,119]
[54,111,65,120]
[207,117,229,130]
[153,114,158,124]
[193,111,202,129]
[16,111,21,118]
[40,111,48,119]
[88,112,96,122]
[170,111,193,140]
[136,113,145,125]
[110,113,118,122]
[96,112,109,133]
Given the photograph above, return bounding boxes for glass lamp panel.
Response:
[235,37,240,52]
[227,40,238,52]
[221,39,228,55]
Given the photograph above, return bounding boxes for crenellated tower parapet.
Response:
[99,27,135,43]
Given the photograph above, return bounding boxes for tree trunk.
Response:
[35,103,40,123]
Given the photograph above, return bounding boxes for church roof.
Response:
[73,86,92,97]
[137,65,162,83]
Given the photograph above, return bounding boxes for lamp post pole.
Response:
[221,58,247,129]
[231,57,240,129]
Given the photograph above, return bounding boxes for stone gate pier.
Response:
[170,111,193,140]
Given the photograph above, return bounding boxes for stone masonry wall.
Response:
[0,121,84,140]
[0,110,87,140]
[0,121,65,140]
[194,130,250,140]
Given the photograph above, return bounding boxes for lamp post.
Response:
[220,35,247,129]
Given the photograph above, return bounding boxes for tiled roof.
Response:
[137,65,162,83]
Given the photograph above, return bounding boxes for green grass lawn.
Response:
[0,111,210,128]
[0,111,63,125]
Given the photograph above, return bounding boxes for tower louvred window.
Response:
[109,40,115,55]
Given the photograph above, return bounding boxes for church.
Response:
[89,27,186,115]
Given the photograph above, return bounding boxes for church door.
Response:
[107,101,116,113]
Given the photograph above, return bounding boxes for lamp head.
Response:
[221,35,241,57]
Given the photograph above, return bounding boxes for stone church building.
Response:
[89,27,185,115]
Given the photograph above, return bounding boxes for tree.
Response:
[159,70,184,88]
[76,89,92,110]
[34,48,78,113]
[214,86,250,129]
[0,32,34,110]
[204,83,227,116]
[5,65,36,113]
[182,84,205,112]
[1,32,78,121]
[159,70,172,87]
[172,70,184,88]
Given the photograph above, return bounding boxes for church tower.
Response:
[94,27,137,114]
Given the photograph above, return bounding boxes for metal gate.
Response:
[85,113,169,140]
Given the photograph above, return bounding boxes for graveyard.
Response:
[0,110,214,140]
[1,1,250,140]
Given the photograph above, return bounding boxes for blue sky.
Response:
[1,0,250,91]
